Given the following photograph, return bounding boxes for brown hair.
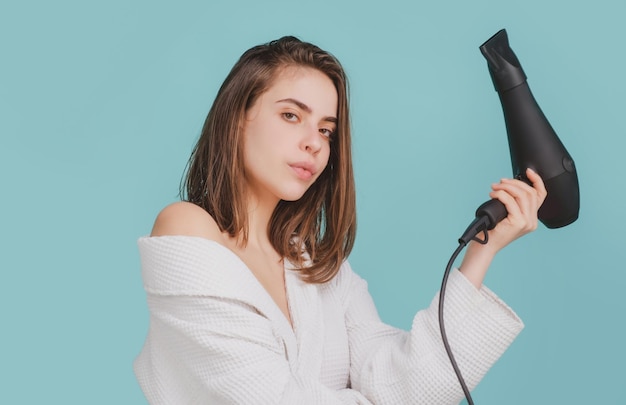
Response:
[183,36,356,283]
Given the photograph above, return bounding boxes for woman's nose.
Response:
[301,124,322,154]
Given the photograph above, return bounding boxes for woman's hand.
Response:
[485,167,548,253]
[459,168,547,288]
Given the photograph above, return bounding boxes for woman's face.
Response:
[242,66,337,204]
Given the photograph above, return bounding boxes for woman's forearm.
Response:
[458,240,499,289]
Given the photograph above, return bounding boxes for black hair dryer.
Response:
[463,29,580,242]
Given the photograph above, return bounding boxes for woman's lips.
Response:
[290,163,315,180]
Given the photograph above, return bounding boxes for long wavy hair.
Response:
[183,36,356,283]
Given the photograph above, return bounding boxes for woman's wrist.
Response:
[458,240,500,289]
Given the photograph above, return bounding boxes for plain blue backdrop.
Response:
[2,0,624,404]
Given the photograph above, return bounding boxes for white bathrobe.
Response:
[134,235,523,404]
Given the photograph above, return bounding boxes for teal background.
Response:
[1,0,624,403]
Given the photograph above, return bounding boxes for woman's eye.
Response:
[282,112,298,122]
[319,128,334,138]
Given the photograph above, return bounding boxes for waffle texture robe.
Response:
[134,235,523,404]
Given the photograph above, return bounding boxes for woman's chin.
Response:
[279,186,310,202]
[280,193,306,202]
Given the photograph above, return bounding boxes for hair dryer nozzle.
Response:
[480,29,527,92]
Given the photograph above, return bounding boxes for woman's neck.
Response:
[240,192,279,252]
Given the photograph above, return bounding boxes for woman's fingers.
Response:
[490,172,544,232]
[525,167,548,205]
[489,188,536,232]
[492,169,546,211]
[489,188,522,220]
[494,180,536,212]
[479,169,547,251]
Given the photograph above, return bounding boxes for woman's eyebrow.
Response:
[276,98,337,123]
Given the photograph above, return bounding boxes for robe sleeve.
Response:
[335,261,524,405]
[134,236,373,405]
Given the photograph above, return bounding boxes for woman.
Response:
[134,36,546,404]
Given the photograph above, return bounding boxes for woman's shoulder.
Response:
[150,201,224,241]
[138,203,241,295]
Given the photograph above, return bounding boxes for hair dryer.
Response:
[445,29,581,404]
[460,29,580,244]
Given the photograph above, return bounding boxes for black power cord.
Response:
[439,212,499,405]
[439,242,473,404]
[439,241,476,405]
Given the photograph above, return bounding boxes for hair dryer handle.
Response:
[458,199,508,245]
[476,199,508,230]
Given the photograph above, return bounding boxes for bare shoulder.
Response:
[150,201,223,241]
